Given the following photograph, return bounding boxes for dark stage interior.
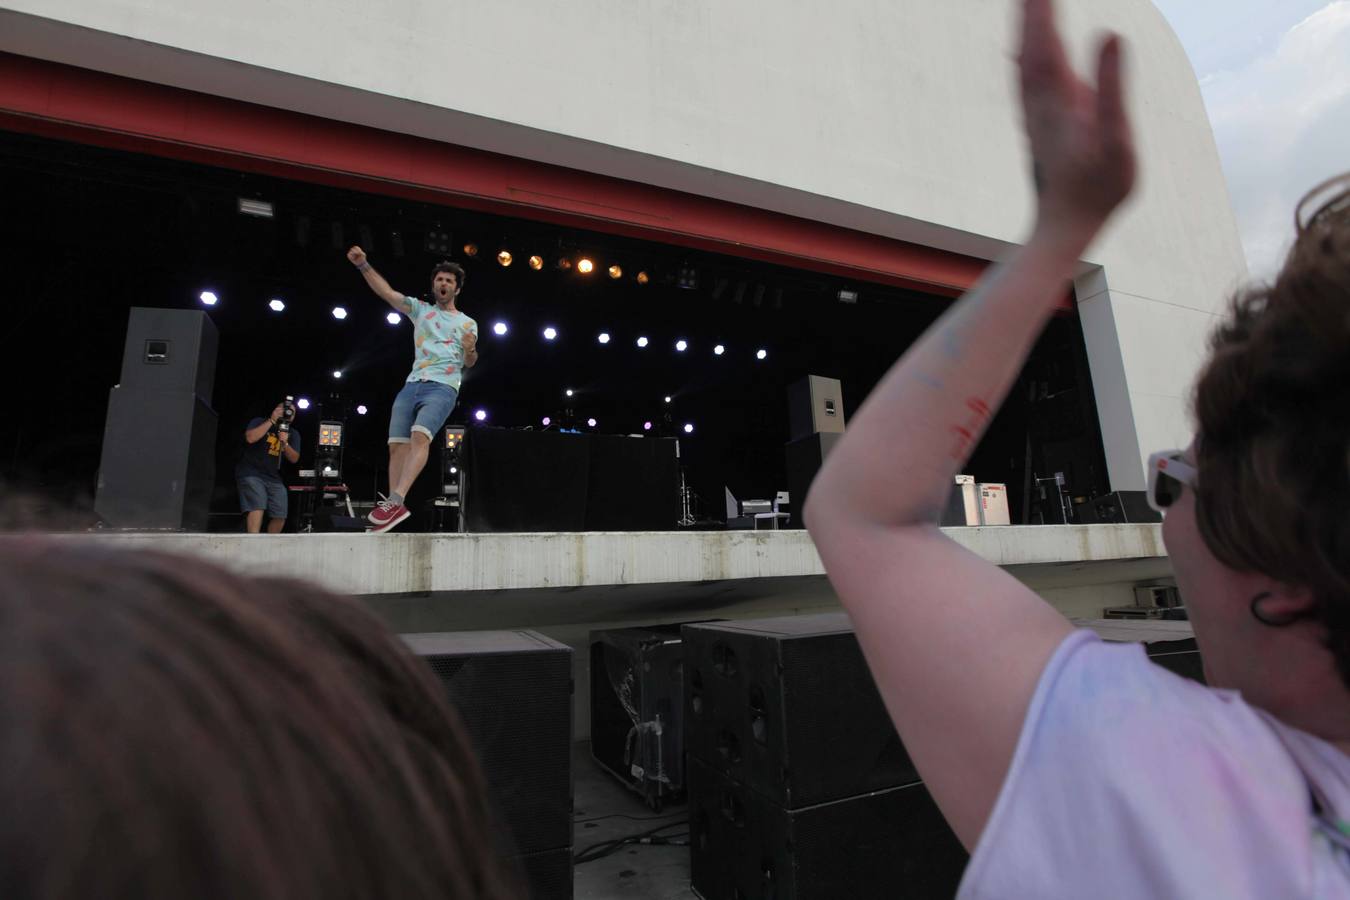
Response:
[0,129,1110,530]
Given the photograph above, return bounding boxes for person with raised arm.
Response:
[805,0,1350,895]
[348,248,478,533]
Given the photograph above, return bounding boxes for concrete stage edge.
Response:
[64,524,1172,739]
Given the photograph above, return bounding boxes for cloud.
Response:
[1198,2,1350,279]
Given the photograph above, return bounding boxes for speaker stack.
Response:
[405,630,575,900]
[784,375,846,528]
[682,614,968,900]
[94,308,219,530]
[589,624,688,812]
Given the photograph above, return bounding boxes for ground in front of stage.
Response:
[571,741,694,900]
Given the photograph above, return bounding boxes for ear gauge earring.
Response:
[1249,591,1301,627]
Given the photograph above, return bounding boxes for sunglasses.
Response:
[1146,450,1198,514]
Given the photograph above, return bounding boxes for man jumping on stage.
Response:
[347,246,478,533]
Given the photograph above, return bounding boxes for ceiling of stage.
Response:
[0,129,1105,525]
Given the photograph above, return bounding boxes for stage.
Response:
[76,523,1167,615]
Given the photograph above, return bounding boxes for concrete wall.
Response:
[0,0,1248,488]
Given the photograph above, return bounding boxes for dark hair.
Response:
[1192,172,1350,687]
[432,260,467,290]
[0,538,520,900]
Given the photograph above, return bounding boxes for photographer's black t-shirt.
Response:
[235,418,302,482]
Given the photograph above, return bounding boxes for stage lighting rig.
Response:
[438,426,467,532]
[316,419,344,480]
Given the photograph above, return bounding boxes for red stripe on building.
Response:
[0,51,1042,303]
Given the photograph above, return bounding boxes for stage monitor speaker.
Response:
[117,307,218,401]
[784,432,843,528]
[589,625,688,811]
[787,375,845,443]
[1078,490,1161,524]
[94,386,217,530]
[683,613,917,810]
[404,630,574,900]
[687,755,967,900]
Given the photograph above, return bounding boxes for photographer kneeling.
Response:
[236,400,302,534]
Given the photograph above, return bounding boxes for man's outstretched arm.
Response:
[347,246,405,312]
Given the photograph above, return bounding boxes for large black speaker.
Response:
[403,631,574,900]
[683,613,917,809]
[118,307,218,399]
[94,387,218,530]
[784,432,843,528]
[589,625,687,811]
[687,756,967,900]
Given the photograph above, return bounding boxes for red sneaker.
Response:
[367,499,410,533]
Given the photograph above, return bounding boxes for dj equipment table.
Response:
[464,428,680,532]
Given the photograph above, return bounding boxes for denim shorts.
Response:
[389,380,459,443]
[237,475,288,518]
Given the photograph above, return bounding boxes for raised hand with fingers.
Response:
[347,246,367,267]
[1019,0,1136,235]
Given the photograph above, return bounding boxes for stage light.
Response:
[463,243,479,257]
[268,298,285,312]
[386,311,401,325]
[497,250,513,267]
[675,339,688,352]
[237,197,274,218]
[474,409,487,421]
[587,418,598,428]
[636,271,650,285]
[756,349,768,360]
[528,255,544,270]
[318,421,344,448]
[449,466,458,474]
[566,389,574,398]
[837,288,859,304]
[636,336,649,348]
[297,398,311,410]
[332,370,343,379]
[199,291,218,306]
[357,405,368,415]
[542,416,551,426]
[492,321,508,336]
[316,419,345,480]
[677,265,698,290]
[714,344,725,356]
[643,421,652,431]
[608,265,622,279]
[557,257,573,271]
[332,306,348,320]
[683,423,694,434]
[598,332,611,344]
[664,396,672,404]
[543,326,558,341]
[577,258,594,274]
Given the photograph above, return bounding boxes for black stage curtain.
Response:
[464,428,679,532]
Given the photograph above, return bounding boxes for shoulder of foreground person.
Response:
[958,630,1338,900]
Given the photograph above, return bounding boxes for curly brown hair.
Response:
[0,539,521,900]
[1192,173,1350,688]
[432,260,467,290]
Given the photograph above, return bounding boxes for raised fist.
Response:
[462,325,478,352]
[347,246,367,267]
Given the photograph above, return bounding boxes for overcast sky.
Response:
[1149,0,1350,279]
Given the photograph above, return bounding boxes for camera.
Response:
[278,396,297,435]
